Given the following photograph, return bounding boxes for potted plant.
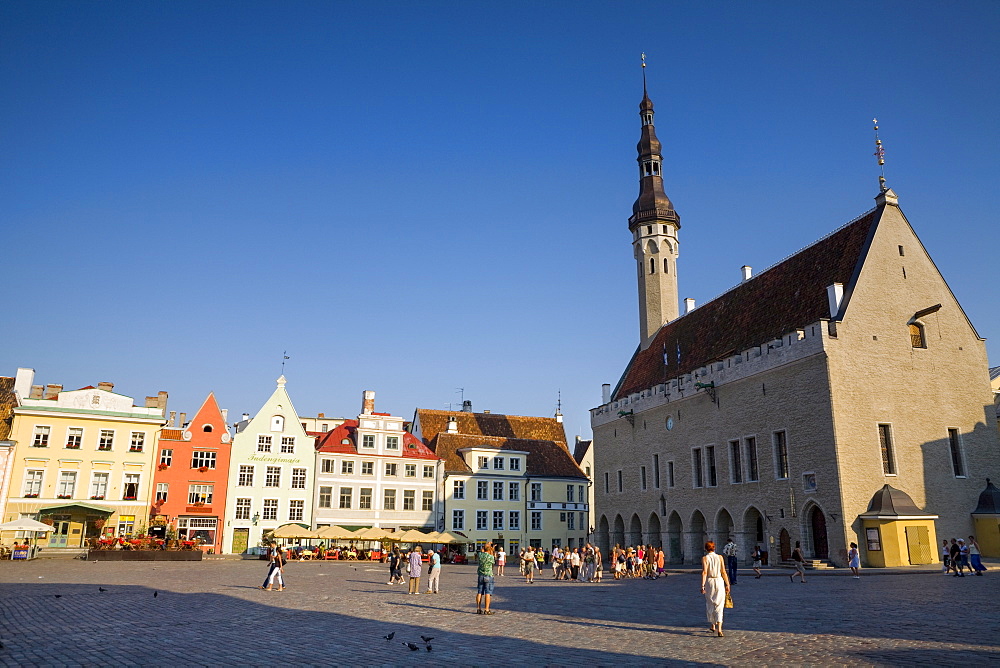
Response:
[157,463,169,471]
[57,494,72,499]
[23,493,38,498]
[90,495,105,500]
[197,466,209,473]
[66,442,80,449]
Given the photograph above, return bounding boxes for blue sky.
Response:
[3,2,998,438]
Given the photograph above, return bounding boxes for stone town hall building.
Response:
[592,84,1000,568]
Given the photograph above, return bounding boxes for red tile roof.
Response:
[160,428,185,441]
[430,433,587,479]
[315,420,439,460]
[414,409,568,447]
[614,208,878,399]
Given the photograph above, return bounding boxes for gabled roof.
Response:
[315,420,439,460]
[414,409,568,446]
[614,208,879,399]
[430,433,587,479]
[573,439,592,465]
[0,376,16,441]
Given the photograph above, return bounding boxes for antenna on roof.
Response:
[557,389,562,414]
[281,351,290,374]
[873,118,887,192]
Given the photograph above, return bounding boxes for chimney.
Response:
[169,411,177,427]
[30,385,43,399]
[461,400,473,413]
[179,412,187,428]
[684,298,696,314]
[145,396,157,409]
[362,390,376,415]
[14,368,34,401]
[97,381,114,393]
[482,409,490,414]
[242,413,250,421]
[741,265,752,282]
[555,411,563,423]
[826,283,844,318]
[601,383,611,404]
[44,384,63,399]
[446,416,459,434]
[158,390,168,413]
[318,412,325,418]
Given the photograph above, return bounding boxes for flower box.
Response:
[23,493,39,498]
[157,463,169,471]
[123,496,137,501]
[90,495,105,500]
[66,443,80,449]
[57,494,72,499]
[197,466,209,473]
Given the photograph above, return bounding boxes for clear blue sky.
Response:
[3,2,998,438]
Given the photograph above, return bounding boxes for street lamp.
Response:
[252,512,260,526]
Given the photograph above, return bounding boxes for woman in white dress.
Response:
[848,542,861,579]
[700,541,731,637]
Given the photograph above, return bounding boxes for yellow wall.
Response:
[862,518,938,567]
[974,516,1000,558]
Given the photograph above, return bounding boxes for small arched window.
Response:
[271,415,284,432]
[663,258,669,274]
[202,424,213,433]
[649,258,656,274]
[909,323,925,349]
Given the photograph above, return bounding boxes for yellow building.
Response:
[412,409,590,556]
[1,369,167,550]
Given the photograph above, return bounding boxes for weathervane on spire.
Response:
[281,350,290,373]
[873,118,887,192]
[641,52,648,92]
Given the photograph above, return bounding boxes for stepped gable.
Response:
[614,209,879,400]
[0,376,15,440]
[431,432,586,478]
[415,409,568,447]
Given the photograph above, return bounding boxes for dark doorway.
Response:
[779,528,791,561]
[811,507,829,559]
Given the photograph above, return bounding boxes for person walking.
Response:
[387,547,403,585]
[848,542,861,579]
[941,539,951,575]
[496,547,506,576]
[950,539,964,577]
[476,543,496,615]
[426,548,442,593]
[523,545,536,583]
[751,545,763,579]
[722,537,738,585]
[789,541,807,583]
[968,536,986,575]
[260,541,285,591]
[407,545,423,594]
[594,546,604,582]
[700,541,731,637]
[958,539,972,575]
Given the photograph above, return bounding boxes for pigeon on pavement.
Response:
[403,642,420,651]
[98,587,107,593]
[382,632,395,641]
[420,636,434,643]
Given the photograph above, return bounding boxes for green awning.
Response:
[40,502,115,515]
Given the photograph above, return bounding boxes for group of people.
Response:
[386,545,443,594]
[943,536,987,576]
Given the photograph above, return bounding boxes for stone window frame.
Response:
[946,427,967,478]
[772,430,790,480]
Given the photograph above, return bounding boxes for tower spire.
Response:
[629,64,681,347]
[873,118,887,192]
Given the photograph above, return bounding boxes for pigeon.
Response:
[425,644,433,652]
[382,632,395,641]
[420,636,434,643]
[54,595,62,599]
[403,642,420,651]
[153,592,158,598]
[98,587,107,593]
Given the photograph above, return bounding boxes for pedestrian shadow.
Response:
[550,617,710,637]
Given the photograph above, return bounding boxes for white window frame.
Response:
[318,486,333,508]
[265,466,281,488]
[386,436,399,450]
[359,487,373,510]
[288,499,304,521]
[492,510,504,531]
[509,510,520,531]
[404,463,417,478]
[187,484,214,505]
[67,427,83,449]
[129,431,145,453]
[121,472,140,500]
[421,490,433,511]
[361,434,375,448]
[32,425,51,447]
[191,451,217,469]
[257,435,272,453]
[262,498,278,520]
[493,481,504,501]
[385,462,398,477]
[341,460,354,475]
[402,489,415,511]
[477,480,488,500]
[291,468,307,489]
[280,436,295,454]
[453,479,465,500]
[383,488,396,510]
[339,487,353,509]
[235,498,252,520]
[23,469,44,496]
[452,509,465,530]
[238,465,254,487]
[476,510,488,531]
[509,481,520,501]
[422,465,434,478]
[509,457,521,471]
[98,429,115,451]
[361,461,374,475]
[91,472,110,499]
[530,511,542,531]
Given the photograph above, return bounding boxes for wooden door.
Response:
[779,528,791,561]
[905,526,932,564]
[811,508,829,559]
[232,528,249,554]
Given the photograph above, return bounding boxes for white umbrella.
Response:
[0,518,53,532]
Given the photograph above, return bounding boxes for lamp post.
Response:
[252,512,260,526]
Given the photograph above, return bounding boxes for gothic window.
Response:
[650,258,656,274]
[663,258,669,274]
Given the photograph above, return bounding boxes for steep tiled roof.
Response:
[415,409,568,447]
[614,209,878,399]
[431,433,587,479]
[316,420,439,460]
[573,439,592,465]
[0,377,16,441]
[160,428,185,441]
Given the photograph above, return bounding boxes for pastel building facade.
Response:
[151,392,232,552]
[222,376,313,554]
[313,391,442,532]
[2,369,167,547]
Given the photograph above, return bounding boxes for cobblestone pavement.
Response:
[1,558,998,666]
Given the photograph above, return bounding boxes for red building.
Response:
[151,393,231,552]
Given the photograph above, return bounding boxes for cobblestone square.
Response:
[1,558,998,666]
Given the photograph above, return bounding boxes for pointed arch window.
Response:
[649,258,656,274]
[643,112,653,125]
[663,258,669,274]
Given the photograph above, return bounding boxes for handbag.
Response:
[724,591,734,609]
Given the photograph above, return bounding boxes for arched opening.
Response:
[597,515,611,557]
[271,415,284,432]
[628,513,643,547]
[663,258,669,274]
[612,514,626,549]
[779,528,791,562]
[666,511,683,564]
[716,508,734,546]
[743,506,766,565]
[649,257,656,274]
[689,510,707,564]
[647,513,662,547]
[202,424,213,433]
[807,504,829,560]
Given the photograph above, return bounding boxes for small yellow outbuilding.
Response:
[859,484,938,568]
